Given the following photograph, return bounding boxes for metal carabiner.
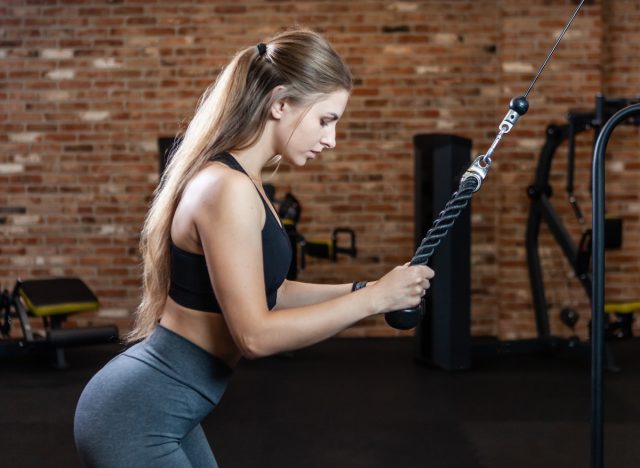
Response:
[461,155,492,192]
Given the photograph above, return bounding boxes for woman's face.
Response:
[275,89,350,166]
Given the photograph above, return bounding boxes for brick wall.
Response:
[1,0,638,340]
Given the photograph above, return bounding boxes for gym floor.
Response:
[2,337,640,468]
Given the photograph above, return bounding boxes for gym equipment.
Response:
[413,134,471,371]
[0,277,118,368]
[527,95,640,344]
[522,94,640,387]
[385,0,586,330]
[591,102,640,468]
[158,135,180,175]
[269,190,357,280]
[559,307,579,331]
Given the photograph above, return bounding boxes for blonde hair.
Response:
[128,28,353,342]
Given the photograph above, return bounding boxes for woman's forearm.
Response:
[241,287,378,358]
[275,279,376,309]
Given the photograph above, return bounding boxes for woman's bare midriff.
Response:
[159,297,243,368]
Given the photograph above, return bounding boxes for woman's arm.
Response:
[193,169,431,359]
[274,280,377,309]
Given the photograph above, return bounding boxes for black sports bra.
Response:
[168,152,292,313]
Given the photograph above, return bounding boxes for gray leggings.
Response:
[74,325,232,468]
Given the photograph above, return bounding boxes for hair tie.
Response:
[257,43,267,56]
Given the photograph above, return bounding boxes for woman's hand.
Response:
[367,264,434,314]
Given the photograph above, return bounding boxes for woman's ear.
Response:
[270,100,287,120]
[269,85,288,120]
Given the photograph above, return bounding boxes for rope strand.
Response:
[409,177,478,266]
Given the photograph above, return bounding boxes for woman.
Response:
[74,28,434,467]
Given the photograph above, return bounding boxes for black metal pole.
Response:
[590,103,640,468]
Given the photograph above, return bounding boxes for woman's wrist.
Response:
[351,280,384,315]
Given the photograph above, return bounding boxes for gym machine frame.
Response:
[527,95,639,343]
[591,102,640,468]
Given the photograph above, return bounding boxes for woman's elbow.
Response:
[236,333,270,360]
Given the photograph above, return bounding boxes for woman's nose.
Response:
[320,128,336,149]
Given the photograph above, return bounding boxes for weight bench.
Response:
[0,277,119,368]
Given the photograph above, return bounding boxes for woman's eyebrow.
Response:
[325,112,340,121]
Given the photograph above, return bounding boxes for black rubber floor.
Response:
[2,337,639,468]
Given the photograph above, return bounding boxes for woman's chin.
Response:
[295,155,313,166]
[281,152,315,167]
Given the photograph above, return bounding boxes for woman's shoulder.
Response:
[190,162,254,199]
[184,162,262,220]
[172,161,261,249]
